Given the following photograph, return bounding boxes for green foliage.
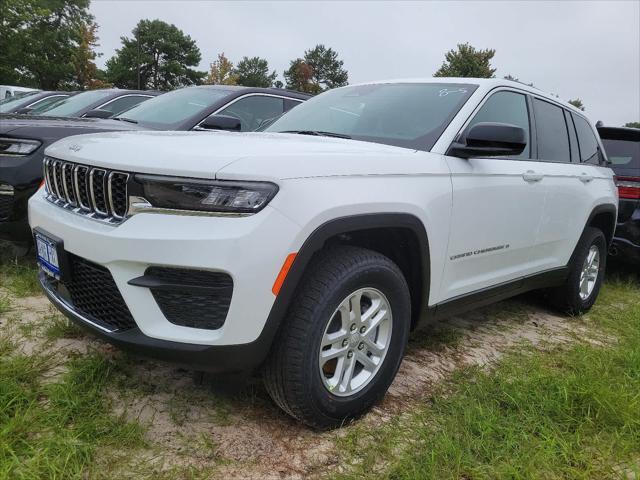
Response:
[569,98,585,111]
[285,44,348,93]
[0,244,39,297]
[624,121,640,129]
[0,0,96,89]
[204,52,238,85]
[0,351,145,478]
[105,19,206,91]
[234,56,277,88]
[434,43,496,78]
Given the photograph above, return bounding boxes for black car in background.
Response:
[0,86,310,244]
[31,89,160,118]
[0,91,76,114]
[598,126,640,264]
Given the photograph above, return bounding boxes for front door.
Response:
[440,89,546,301]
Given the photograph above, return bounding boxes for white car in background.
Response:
[29,78,617,428]
[0,85,37,99]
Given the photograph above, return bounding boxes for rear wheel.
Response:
[263,246,411,429]
[550,227,607,314]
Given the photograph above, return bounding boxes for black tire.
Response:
[550,227,607,315]
[263,245,411,429]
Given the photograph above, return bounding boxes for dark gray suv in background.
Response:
[0,86,310,244]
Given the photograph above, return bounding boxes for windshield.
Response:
[602,138,640,173]
[39,90,112,117]
[116,87,231,129]
[0,91,40,112]
[266,83,477,150]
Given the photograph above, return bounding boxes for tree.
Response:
[233,56,277,88]
[0,0,97,89]
[204,52,238,85]
[105,19,205,90]
[285,44,348,93]
[72,22,109,89]
[623,121,640,129]
[434,43,496,78]
[284,59,318,93]
[568,98,585,111]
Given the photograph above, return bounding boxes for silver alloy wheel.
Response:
[579,245,600,301]
[318,287,393,397]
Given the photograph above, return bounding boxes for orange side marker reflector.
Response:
[272,253,297,296]
[38,179,45,190]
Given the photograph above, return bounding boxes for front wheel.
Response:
[263,246,411,429]
[550,227,607,315]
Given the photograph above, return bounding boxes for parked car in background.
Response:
[29,78,616,428]
[0,85,37,99]
[598,126,640,264]
[0,91,76,114]
[0,85,309,244]
[33,89,160,118]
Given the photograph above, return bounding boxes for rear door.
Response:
[532,102,612,270]
[441,89,546,300]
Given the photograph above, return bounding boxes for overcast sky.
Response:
[90,0,639,126]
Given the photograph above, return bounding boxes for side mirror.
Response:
[448,122,527,159]
[84,109,114,119]
[198,114,242,131]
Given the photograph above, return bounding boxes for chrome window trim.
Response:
[25,94,68,109]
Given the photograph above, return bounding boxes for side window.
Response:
[533,99,570,162]
[217,96,284,131]
[572,114,601,164]
[29,95,68,110]
[467,91,530,158]
[98,95,150,115]
[564,110,580,163]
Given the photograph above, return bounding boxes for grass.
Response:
[0,242,40,297]
[0,349,146,479]
[333,275,640,479]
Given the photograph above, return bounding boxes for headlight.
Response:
[135,175,279,215]
[0,137,41,155]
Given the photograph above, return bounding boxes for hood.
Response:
[44,130,423,180]
[0,114,142,138]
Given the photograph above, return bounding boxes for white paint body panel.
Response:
[29,78,617,347]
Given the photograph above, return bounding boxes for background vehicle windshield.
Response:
[266,83,477,150]
[0,91,40,112]
[39,90,112,116]
[116,87,230,129]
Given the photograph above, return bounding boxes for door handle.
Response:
[522,170,544,182]
[579,173,594,183]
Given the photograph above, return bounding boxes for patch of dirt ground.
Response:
[0,289,608,479]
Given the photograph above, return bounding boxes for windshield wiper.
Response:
[112,117,138,124]
[281,130,351,139]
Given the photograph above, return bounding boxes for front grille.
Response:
[45,255,136,332]
[44,157,129,224]
[0,194,13,220]
[146,267,233,330]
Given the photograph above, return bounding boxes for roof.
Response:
[348,77,584,115]
[191,84,312,99]
[597,125,640,141]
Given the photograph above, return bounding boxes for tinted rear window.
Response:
[533,99,570,162]
[601,138,640,173]
[572,114,601,164]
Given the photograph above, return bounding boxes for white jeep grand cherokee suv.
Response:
[29,78,617,428]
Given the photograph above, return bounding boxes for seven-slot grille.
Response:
[44,157,129,223]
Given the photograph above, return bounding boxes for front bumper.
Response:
[29,189,301,371]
